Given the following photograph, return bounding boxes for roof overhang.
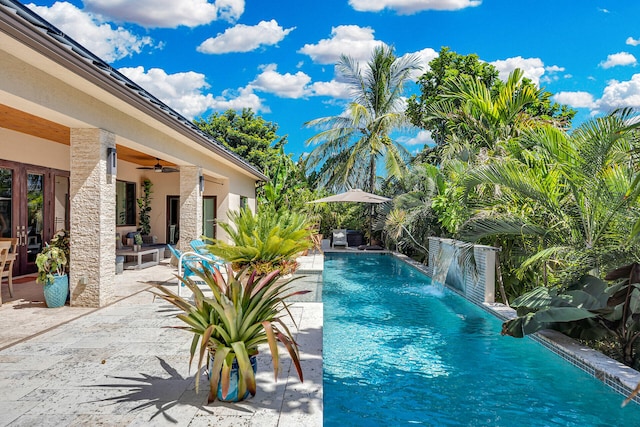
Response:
[0,0,268,182]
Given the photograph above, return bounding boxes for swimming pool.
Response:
[323,253,640,426]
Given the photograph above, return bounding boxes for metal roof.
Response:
[0,0,268,181]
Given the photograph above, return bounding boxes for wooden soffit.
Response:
[0,103,69,144]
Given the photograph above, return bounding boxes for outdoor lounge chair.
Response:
[167,245,216,296]
[331,229,348,248]
[189,238,225,270]
[0,237,17,298]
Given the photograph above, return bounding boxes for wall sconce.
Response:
[107,147,117,176]
[199,174,205,193]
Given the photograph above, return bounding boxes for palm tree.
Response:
[304,45,422,193]
[424,68,542,163]
[460,109,640,285]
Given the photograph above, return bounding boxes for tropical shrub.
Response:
[502,263,640,369]
[151,265,308,402]
[205,207,312,275]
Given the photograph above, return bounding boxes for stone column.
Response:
[69,128,116,307]
[483,248,496,303]
[179,166,202,252]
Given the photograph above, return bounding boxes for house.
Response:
[0,0,268,307]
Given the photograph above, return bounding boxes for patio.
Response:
[0,255,323,426]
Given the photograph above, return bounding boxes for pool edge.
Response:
[392,251,640,407]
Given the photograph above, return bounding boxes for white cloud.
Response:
[208,86,267,113]
[26,2,154,62]
[595,74,640,111]
[248,64,353,99]
[308,80,352,98]
[599,52,637,69]
[197,20,294,54]
[349,0,481,14]
[402,47,436,80]
[490,56,545,86]
[552,91,595,108]
[82,0,243,27]
[545,65,565,73]
[398,130,434,146]
[626,37,640,46]
[118,66,266,118]
[249,64,311,98]
[540,65,566,84]
[298,25,385,65]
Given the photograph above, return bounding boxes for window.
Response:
[116,180,136,225]
[240,196,248,211]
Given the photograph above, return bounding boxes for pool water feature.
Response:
[323,253,640,426]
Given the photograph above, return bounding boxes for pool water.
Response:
[323,253,640,426]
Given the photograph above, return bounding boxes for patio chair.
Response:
[0,238,17,298]
[0,241,11,304]
[189,238,225,270]
[167,245,212,296]
[331,229,348,248]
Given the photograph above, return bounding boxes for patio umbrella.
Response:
[307,188,391,204]
[308,189,391,245]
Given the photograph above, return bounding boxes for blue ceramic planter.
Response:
[210,355,258,402]
[43,274,68,308]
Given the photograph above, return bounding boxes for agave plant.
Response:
[150,264,309,402]
[205,207,312,275]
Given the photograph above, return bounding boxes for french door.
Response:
[0,160,69,276]
[166,195,217,245]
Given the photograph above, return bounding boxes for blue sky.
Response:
[24,0,640,159]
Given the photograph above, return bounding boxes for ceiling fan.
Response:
[136,158,179,173]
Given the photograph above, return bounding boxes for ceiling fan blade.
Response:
[136,166,154,170]
[162,167,179,173]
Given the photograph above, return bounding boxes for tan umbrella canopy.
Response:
[308,189,391,246]
[308,189,391,204]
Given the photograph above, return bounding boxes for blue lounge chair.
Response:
[190,238,225,270]
[167,245,214,296]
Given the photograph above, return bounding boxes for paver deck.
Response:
[0,255,323,426]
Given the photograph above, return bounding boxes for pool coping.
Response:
[392,252,640,406]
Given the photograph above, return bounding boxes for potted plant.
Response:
[205,207,312,276]
[36,243,68,308]
[137,178,153,236]
[151,264,309,402]
[133,232,143,252]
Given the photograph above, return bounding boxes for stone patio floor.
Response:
[0,253,324,426]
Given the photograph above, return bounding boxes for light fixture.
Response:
[154,162,163,173]
[199,174,205,193]
[107,147,117,175]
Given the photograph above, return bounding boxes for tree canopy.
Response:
[195,108,286,174]
[305,45,422,193]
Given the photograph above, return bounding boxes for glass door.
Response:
[202,196,217,239]
[25,172,44,268]
[0,161,68,276]
[166,196,179,245]
[0,168,12,239]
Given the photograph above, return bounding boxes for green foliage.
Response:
[407,46,499,146]
[258,149,314,213]
[407,46,575,152]
[136,179,152,235]
[460,109,640,286]
[36,244,67,285]
[205,207,312,274]
[305,45,421,192]
[502,263,640,369]
[194,108,286,173]
[150,265,309,402]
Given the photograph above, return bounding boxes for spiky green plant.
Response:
[150,264,309,402]
[205,207,312,274]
